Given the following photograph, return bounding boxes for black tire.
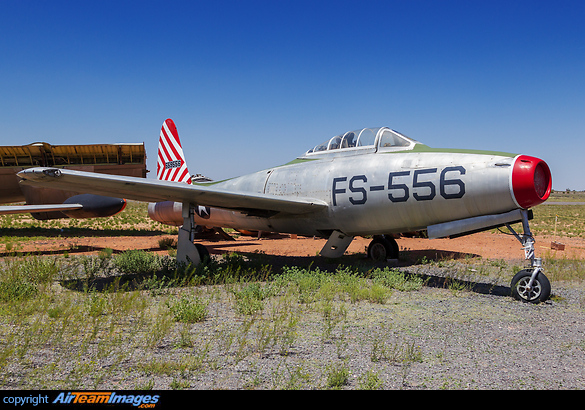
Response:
[383,235,400,259]
[194,243,210,263]
[367,235,399,262]
[510,269,551,303]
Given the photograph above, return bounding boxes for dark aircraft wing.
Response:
[0,203,83,215]
[17,168,328,215]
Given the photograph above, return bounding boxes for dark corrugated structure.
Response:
[0,142,146,219]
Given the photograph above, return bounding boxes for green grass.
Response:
[540,253,585,282]
[167,294,209,323]
[529,204,585,238]
[479,192,585,239]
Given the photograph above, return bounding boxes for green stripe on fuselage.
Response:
[283,158,320,165]
[404,144,516,157]
[192,179,231,186]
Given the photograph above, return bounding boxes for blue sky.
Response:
[1,0,584,189]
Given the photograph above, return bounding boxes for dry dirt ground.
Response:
[9,230,585,263]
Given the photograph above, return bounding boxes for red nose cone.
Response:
[512,155,552,209]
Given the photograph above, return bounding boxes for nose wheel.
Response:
[511,269,551,303]
[506,210,551,303]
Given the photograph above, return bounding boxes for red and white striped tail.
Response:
[156,119,191,184]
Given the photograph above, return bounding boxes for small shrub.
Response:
[358,370,383,390]
[168,295,208,323]
[326,362,350,389]
[368,283,391,304]
[85,292,107,317]
[81,255,112,279]
[158,237,176,249]
[0,279,37,302]
[113,250,162,274]
[231,282,275,315]
[0,256,59,302]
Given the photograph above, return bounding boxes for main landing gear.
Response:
[367,235,399,262]
[506,209,551,303]
[176,202,209,266]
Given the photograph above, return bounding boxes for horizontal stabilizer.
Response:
[427,209,530,239]
[0,203,83,216]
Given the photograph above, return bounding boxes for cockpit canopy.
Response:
[304,127,418,157]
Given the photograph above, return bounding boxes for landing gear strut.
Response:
[506,209,551,303]
[367,235,399,262]
[176,202,209,266]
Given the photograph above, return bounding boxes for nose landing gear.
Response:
[506,209,551,303]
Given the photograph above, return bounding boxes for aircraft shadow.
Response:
[0,244,166,258]
[206,246,512,299]
[397,249,511,297]
[60,271,168,293]
[30,242,510,298]
[0,227,170,238]
[412,272,511,297]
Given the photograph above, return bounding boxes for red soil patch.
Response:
[7,230,584,262]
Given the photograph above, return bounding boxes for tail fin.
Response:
[157,119,192,184]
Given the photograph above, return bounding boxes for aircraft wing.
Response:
[0,203,83,215]
[17,167,328,216]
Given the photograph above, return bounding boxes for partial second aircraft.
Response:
[18,119,552,302]
[0,142,146,219]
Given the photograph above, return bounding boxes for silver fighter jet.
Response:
[18,119,552,302]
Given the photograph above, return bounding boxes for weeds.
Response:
[370,267,424,292]
[325,361,350,389]
[358,370,383,390]
[370,325,423,366]
[167,295,209,323]
[113,250,163,275]
[273,265,421,306]
[231,282,275,315]
[542,254,585,282]
[0,256,59,302]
